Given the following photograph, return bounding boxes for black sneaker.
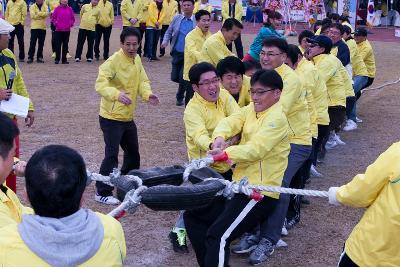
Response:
[55,60,59,64]
[168,230,189,253]
[95,56,100,61]
[285,217,299,230]
[27,59,33,64]
[176,99,184,106]
[62,61,69,64]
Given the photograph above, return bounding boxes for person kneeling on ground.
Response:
[0,145,126,266]
[184,69,290,267]
[328,142,400,267]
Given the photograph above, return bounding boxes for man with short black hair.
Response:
[221,0,244,58]
[298,29,314,54]
[216,56,251,107]
[354,27,376,90]
[0,145,126,266]
[200,18,243,66]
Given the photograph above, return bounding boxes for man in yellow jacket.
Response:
[5,0,27,61]
[120,0,144,55]
[75,0,100,62]
[95,27,159,204]
[216,56,251,107]
[182,9,211,105]
[221,0,243,58]
[185,69,290,267]
[354,27,376,90]
[27,0,49,64]
[94,0,114,60]
[159,0,177,56]
[201,18,242,66]
[328,141,400,267]
[0,145,127,266]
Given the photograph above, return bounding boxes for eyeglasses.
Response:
[248,88,275,96]
[260,51,283,58]
[198,77,220,86]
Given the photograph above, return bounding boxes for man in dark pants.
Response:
[27,0,49,64]
[161,0,195,106]
[94,0,114,60]
[94,27,160,205]
[222,0,244,59]
[5,0,27,61]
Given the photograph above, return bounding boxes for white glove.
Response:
[328,187,341,206]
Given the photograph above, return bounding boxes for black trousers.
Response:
[184,80,194,106]
[312,124,330,164]
[185,194,278,267]
[94,24,112,59]
[357,77,374,100]
[55,31,70,62]
[171,51,188,101]
[227,34,243,59]
[338,251,359,267]
[9,24,25,60]
[96,116,140,196]
[51,22,57,53]
[28,29,46,60]
[159,24,169,55]
[75,29,95,60]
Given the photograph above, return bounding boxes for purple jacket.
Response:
[51,5,75,31]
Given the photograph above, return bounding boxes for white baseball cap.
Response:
[0,18,15,35]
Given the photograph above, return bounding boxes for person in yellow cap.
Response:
[27,0,49,64]
[0,18,35,193]
[5,0,27,61]
[75,0,100,62]
[201,18,242,66]
[328,141,400,267]
[221,0,243,58]
[94,0,114,61]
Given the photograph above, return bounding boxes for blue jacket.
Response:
[248,26,283,61]
[161,14,196,52]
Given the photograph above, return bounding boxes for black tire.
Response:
[141,180,226,211]
[117,165,185,201]
[188,167,225,184]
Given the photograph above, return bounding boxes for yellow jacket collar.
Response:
[193,92,221,107]
[118,49,136,64]
[312,53,327,64]
[216,31,227,46]
[275,63,290,76]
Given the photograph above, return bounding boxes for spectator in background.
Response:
[5,0,27,62]
[52,0,75,64]
[145,0,165,62]
[27,0,49,64]
[221,0,243,59]
[193,0,213,14]
[243,59,261,77]
[159,0,177,57]
[46,0,60,58]
[297,29,314,54]
[120,0,145,56]
[94,0,114,61]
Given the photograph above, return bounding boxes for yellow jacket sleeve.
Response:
[186,35,202,62]
[137,60,152,101]
[80,5,85,18]
[110,4,115,24]
[13,67,34,111]
[120,0,130,21]
[184,109,213,151]
[337,143,400,208]
[280,74,302,115]
[96,62,121,102]
[212,108,245,141]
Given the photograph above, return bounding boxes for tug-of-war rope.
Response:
[87,157,328,219]
[363,77,400,92]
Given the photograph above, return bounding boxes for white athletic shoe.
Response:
[343,120,357,131]
[276,239,288,248]
[310,165,323,177]
[325,140,337,150]
[67,52,72,59]
[95,194,121,205]
[356,116,363,123]
[334,133,346,145]
[51,52,56,58]
[281,226,288,236]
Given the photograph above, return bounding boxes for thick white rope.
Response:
[183,156,214,182]
[86,169,143,187]
[108,185,148,218]
[363,77,400,92]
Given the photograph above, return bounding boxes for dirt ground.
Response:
[13,25,400,267]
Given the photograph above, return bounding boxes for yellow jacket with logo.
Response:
[46,0,59,12]
[183,26,212,81]
[96,49,152,122]
[220,75,251,108]
[213,102,290,198]
[30,3,49,30]
[345,38,368,77]
[275,63,312,145]
[0,212,126,266]
[184,90,239,173]
[357,40,376,78]
[162,0,177,25]
[336,142,400,267]
[97,0,114,27]
[146,1,165,27]
[5,0,27,25]
[312,53,346,107]
[221,0,243,21]
[0,185,33,229]
[194,1,213,13]
[0,49,34,118]
[201,31,235,66]
[79,4,100,31]
[121,0,143,27]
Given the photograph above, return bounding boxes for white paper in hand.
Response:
[0,93,30,118]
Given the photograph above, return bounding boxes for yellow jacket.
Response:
[184,90,240,173]
[194,1,213,13]
[0,185,33,229]
[312,53,346,107]
[5,0,27,25]
[79,4,100,31]
[162,0,177,25]
[30,3,49,30]
[0,212,126,266]
[46,0,59,13]
[357,39,376,78]
[220,75,251,108]
[345,38,368,77]
[339,64,355,97]
[276,63,312,146]
[120,0,143,27]
[141,0,153,23]
[183,26,212,81]
[213,102,290,198]
[221,0,242,21]
[336,142,400,267]
[201,31,235,66]
[146,1,165,27]
[97,0,114,27]
[96,49,152,122]
[0,49,34,117]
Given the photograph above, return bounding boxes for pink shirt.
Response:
[51,5,75,31]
